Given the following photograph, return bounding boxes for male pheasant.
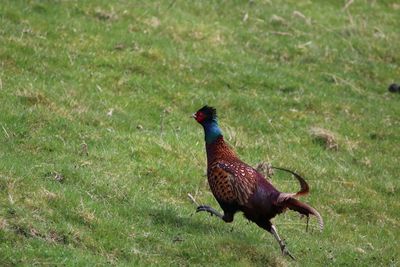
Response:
[192,105,323,259]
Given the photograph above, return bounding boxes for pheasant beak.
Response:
[191,113,197,119]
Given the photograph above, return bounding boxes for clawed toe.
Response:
[196,205,209,213]
[282,246,296,260]
[195,205,223,219]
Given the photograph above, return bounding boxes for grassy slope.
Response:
[0,0,399,266]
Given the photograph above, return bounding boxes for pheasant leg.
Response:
[196,205,223,219]
[271,225,296,260]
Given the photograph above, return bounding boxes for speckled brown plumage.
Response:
[206,136,258,205]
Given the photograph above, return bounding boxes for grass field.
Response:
[1,0,399,266]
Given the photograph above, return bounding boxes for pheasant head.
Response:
[193,105,222,144]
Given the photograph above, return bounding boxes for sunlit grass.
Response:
[0,0,399,266]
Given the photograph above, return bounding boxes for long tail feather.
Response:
[283,197,324,231]
[272,166,309,197]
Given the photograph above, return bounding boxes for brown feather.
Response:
[206,137,258,206]
[272,166,309,197]
[283,197,324,231]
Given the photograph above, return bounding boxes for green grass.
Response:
[0,0,399,266]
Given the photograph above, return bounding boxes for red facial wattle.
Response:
[194,112,206,123]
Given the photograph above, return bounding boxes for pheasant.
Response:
[192,105,323,259]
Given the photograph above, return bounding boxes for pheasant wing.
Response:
[208,161,258,206]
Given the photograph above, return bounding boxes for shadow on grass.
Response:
[146,206,281,265]
[147,205,228,235]
[146,204,267,242]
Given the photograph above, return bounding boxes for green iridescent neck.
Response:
[203,120,223,144]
